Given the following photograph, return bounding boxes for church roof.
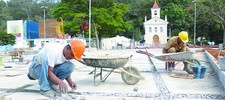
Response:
[152,1,159,9]
[144,17,168,25]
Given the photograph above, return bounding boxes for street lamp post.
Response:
[194,0,197,48]
[88,0,91,50]
[41,6,47,39]
[60,17,64,38]
[169,24,173,39]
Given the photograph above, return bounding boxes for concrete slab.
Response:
[154,52,225,94]
[72,71,158,94]
[4,92,48,100]
[0,48,225,100]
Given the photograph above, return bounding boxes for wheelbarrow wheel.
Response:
[121,66,140,85]
[184,58,201,74]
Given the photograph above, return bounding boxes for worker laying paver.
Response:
[27,40,85,97]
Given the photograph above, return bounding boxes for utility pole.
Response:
[41,6,47,39]
[194,0,197,48]
[88,0,91,50]
[60,17,64,38]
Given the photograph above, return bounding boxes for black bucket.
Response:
[192,66,207,79]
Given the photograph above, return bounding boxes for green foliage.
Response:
[7,0,56,21]
[91,3,132,37]
[116,0,147,41]
[197,0,225,44]
[0,32,16,45]
[52,0,132,38]
[52,1,87,36]
[161,2,193,31]
[0,0,225,46]
[0,1,12,32]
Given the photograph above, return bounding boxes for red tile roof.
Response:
[152,1,159,8]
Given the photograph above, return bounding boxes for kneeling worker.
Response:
[27,40,85,97]
[162,31,190,71]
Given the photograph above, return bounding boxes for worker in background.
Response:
[27,40,85,97]
[162,31,190,71]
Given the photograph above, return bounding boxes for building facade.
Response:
[7,20,27,48]
[144,1,169,45]
[101,35,131,50]
[38,19,63,39]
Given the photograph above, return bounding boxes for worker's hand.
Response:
[69,81,77,90]
[59,82,68,92]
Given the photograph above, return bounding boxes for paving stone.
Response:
[0,48,225,100]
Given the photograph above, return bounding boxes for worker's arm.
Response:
[180,44,190,52]
[162,48,167,53]
[48,66,68,91]
[163,39,173,53]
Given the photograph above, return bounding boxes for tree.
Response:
[52,0,87,37]
[160,1,193,36]
[7,0,56,21]
[52,0,132,48]
[199,0,225,46]
[116,0,193,41]
[91,1,132,37]
[114,0,147,41]
[0,1,12,32]
[0,32,16,45]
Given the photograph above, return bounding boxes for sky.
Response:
[3,0,9,2]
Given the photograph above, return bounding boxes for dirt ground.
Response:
[204,48,225,60]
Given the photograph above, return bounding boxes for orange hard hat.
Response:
[70,40,85,61]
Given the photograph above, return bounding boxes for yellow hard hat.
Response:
[178,31,188,43]
[70,40,85,61]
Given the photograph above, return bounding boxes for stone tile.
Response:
[0,48,225,100]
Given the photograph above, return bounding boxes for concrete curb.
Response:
[204,50,225,89]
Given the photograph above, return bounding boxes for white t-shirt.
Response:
[38,43,68,67]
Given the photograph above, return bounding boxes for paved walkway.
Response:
[0,48,225,100]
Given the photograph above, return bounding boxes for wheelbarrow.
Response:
[136,50,201,74]
[81,55,144,86]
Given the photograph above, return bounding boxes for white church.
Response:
[144,1,169,46]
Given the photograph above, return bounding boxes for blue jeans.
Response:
[28,54,75,91]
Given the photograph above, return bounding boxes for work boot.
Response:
[171,62,175,70]
[27,74,35,80]
[168,67,173,72]
[165,62,168,70]
[183,66,187,71]
[183,62,188,71]
[51,84,61,93]
[40,89,56,97]
[168,62,174,72]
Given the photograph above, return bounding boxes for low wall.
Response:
[205,50,225,89]
[23,50,38,55]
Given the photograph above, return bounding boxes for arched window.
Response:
[155,27,157,33]
[149,27,152,33]
[154,10,157,15]
[160,27,163,32]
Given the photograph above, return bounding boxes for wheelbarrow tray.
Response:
[81,55,143,86]
[82,55,130,68]
[153,52,194,62]
[136,50,200,74]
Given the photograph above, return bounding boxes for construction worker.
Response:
[27,40,85,97]
[162,31,190,71]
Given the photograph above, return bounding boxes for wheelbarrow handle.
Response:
[136,50,155,57]
[78,60,86,65]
